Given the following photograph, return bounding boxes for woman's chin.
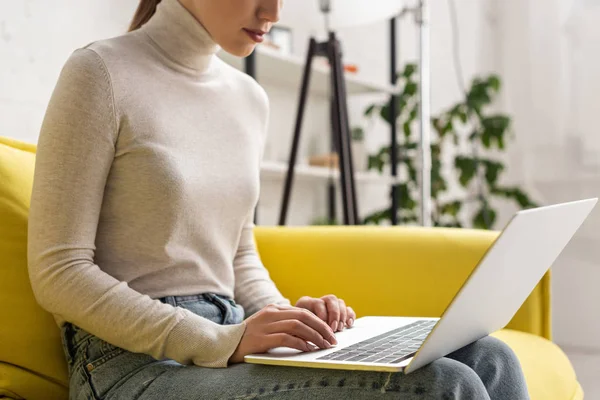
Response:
[222,43,257,59]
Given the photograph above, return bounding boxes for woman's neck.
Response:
[141,0,219,72]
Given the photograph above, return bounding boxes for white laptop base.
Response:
[245,199,598,374]
[246,317,436,372]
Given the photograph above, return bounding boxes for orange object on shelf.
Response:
[344,64,358,73]
[308,153,339,169]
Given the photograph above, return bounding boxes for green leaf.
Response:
[399,142,418,151]
[403,121,411,138]
[440,201,462,217]
[363,208,392,225]
[443,120,453,136]
[398,98,408,113]
[402,64,417,78]
[364,104,377,117]
[481,132,491,148]
[368,154,385,173]
[492,186,538,209]
[514,190,532,208]
[431,117,441,133]
[466,78,493,112]
[399,213,419,224]
[397,183,417,210]
[405,81,418,96]
[379,104,392,125]
[482,115,510,132]
[473,205,497,229]
[483,159,504,186]
[430,152,447,197]
[488,75,501,92]
[454,156,478,187]
[409,105,419,120]
[404,157,418,183]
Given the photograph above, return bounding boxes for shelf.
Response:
[260,160,399,185]
[218,46,398,97]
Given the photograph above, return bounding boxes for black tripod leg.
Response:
[334,40,359,224]
[329,33,358,225]
[328,97,337,223]
[278,38,317,226]
[328,37,350,225]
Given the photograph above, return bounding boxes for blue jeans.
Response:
[61,293,529,399]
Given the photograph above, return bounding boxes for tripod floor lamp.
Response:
[277,0,404,226]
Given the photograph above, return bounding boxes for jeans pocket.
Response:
[81,336,127,399]
[86,337,126,370]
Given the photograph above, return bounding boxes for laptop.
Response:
[245,198,598,374]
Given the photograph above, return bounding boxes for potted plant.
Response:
[362,64,538,228]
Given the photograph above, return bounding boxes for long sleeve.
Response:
[27,48,245,368]
[233,210,291,317]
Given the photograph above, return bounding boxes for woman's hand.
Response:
[295,295,356,333]
[228,303,338,364]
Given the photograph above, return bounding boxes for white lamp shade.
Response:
[279,0,404,31]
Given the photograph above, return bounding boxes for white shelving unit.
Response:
[218,46,398,98]
[260,160,399,185]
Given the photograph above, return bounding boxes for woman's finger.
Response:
[338,298,347,330]
[267,320,332,349]
[346,306,356,327]
[269,308,337,345]
[321,294,341,332]
[266,333,315,353]
[312,299,328,322]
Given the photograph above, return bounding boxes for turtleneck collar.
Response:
[142,0,219,72]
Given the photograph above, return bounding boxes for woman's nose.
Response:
[258,0,282,24]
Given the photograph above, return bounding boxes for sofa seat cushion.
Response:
[492,329,583,400]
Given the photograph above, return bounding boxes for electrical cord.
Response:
[446,0,491,228]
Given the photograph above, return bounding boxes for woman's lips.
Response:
[243,28,265,43]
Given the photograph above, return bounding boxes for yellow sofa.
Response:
[0,135,583,399]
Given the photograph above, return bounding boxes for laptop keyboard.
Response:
[316,320,436,364]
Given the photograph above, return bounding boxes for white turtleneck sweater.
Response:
[27,0,290,368]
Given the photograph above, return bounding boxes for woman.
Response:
[27,0,530,398]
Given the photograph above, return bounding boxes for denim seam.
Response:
[75,363,99,400]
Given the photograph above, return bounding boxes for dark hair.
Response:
[128,0,162,32]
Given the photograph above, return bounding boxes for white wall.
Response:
[0,0,138,144]
[496,0,600,352]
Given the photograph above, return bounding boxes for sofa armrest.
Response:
[254,226,551,340]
